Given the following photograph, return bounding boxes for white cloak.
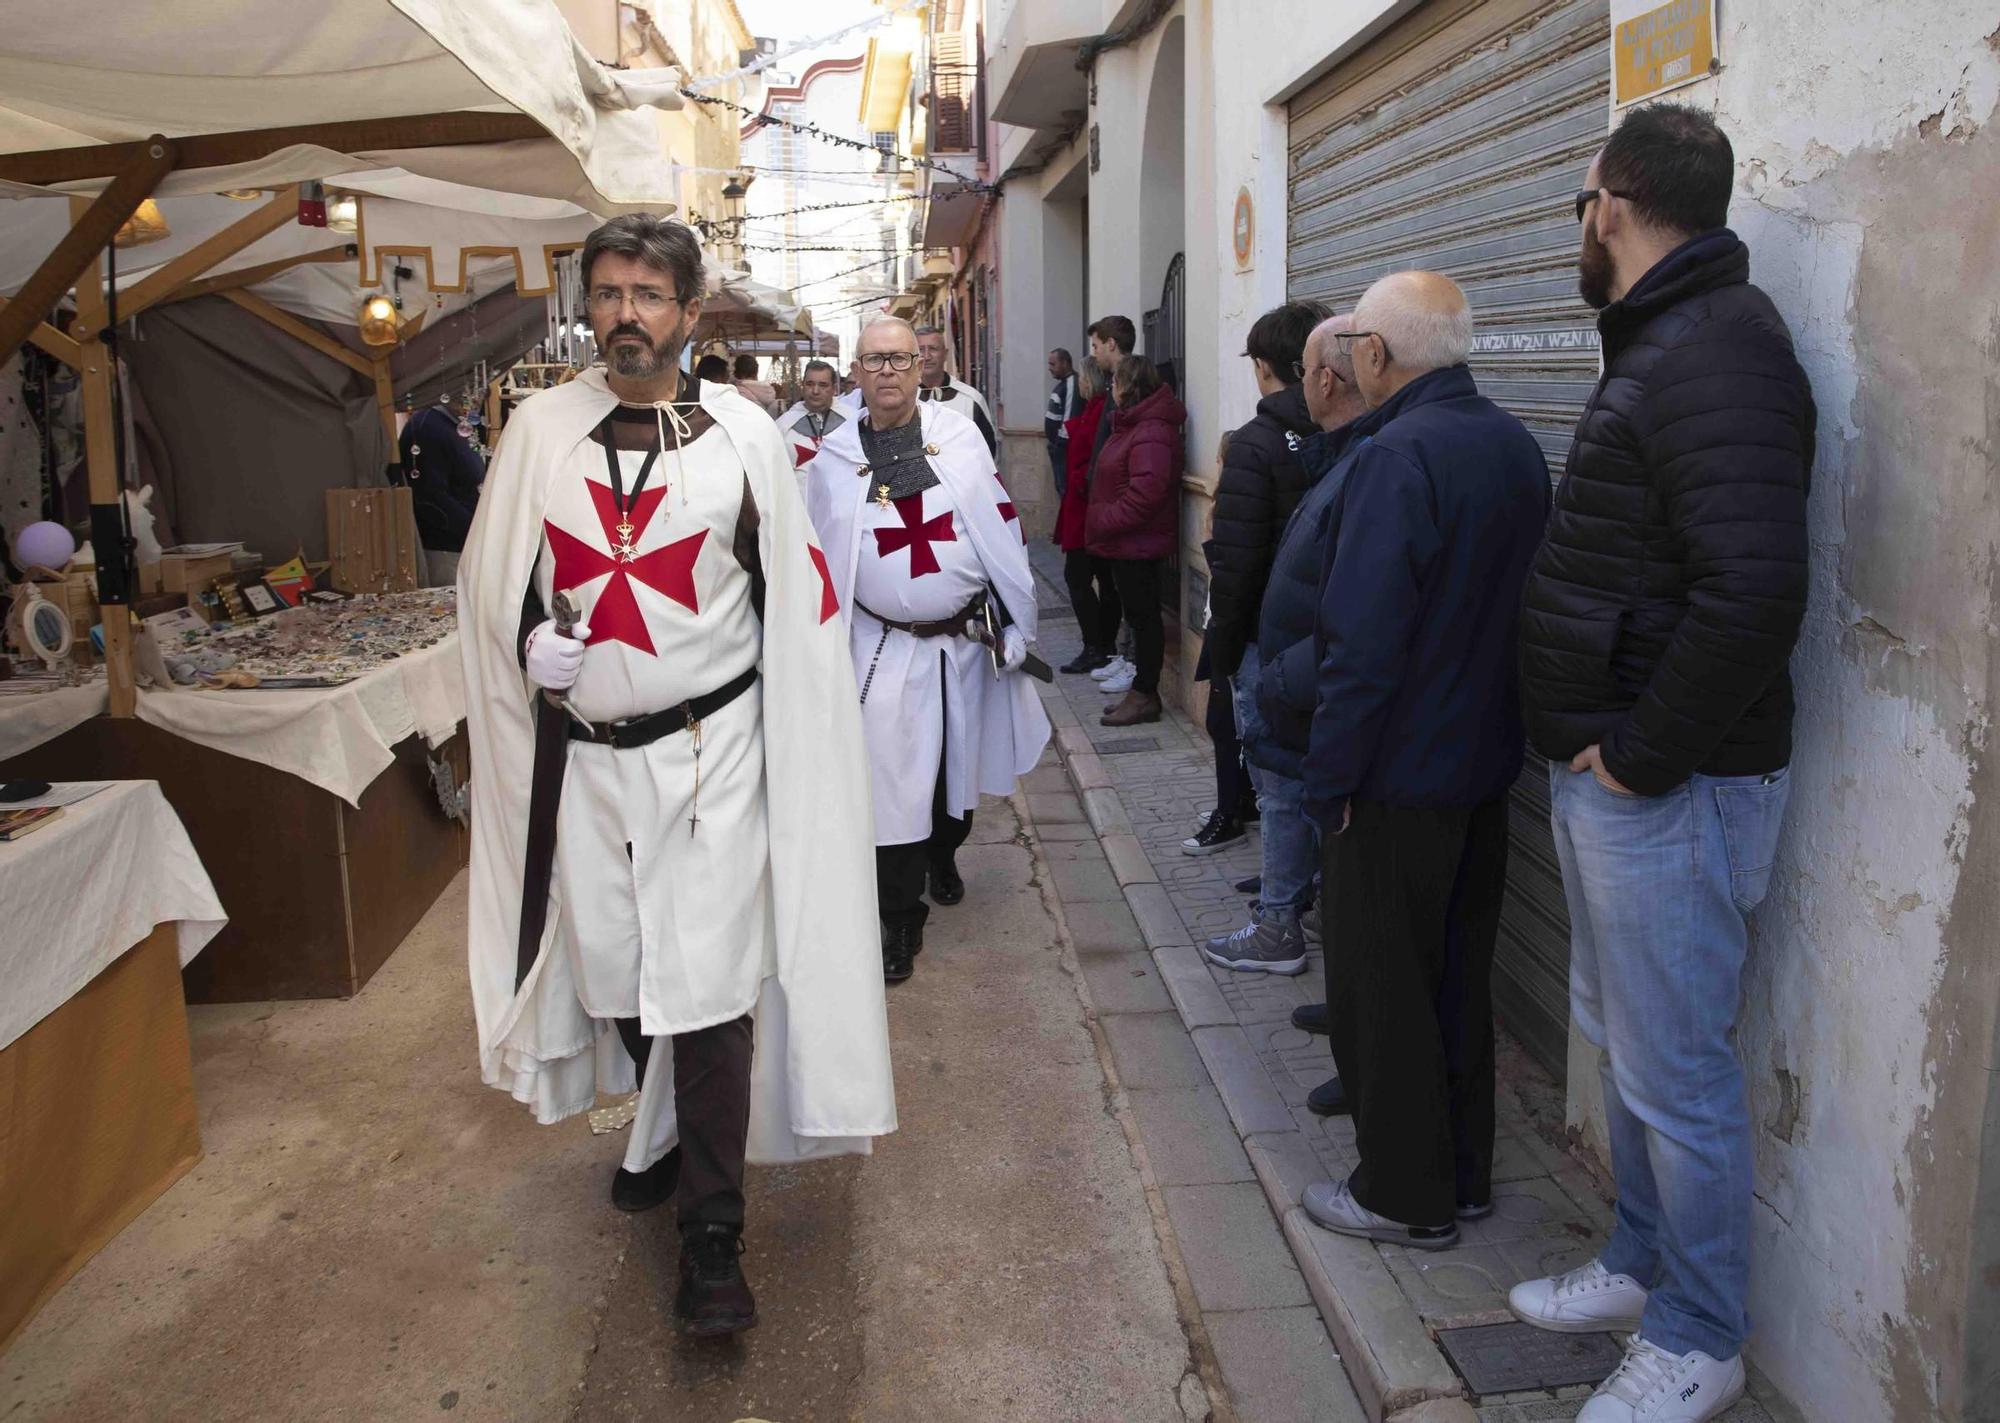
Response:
[804,402,1051,843]
[458,369,895,1163]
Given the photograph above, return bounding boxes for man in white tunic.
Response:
[806,318,1051,982]
[458,216,894,1339]
[774,358,847,477]
[914,323,998,456]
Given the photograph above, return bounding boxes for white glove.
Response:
[525,617,591,692]
[1000,626,1028,672]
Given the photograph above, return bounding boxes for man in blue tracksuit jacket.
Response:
[1296,272,1550,1252]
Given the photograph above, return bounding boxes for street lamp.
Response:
[721,175,750,271]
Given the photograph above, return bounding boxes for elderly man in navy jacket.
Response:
[1299,271,1549,1252]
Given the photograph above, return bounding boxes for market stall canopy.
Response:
[698,270,815,340]
[0,0,682,211]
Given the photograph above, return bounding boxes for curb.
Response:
[1047,706,1469,1423]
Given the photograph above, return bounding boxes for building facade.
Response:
[980,1,2000,1419]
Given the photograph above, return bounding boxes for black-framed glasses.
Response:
[1332,330,1393,367]
[1574,188,1634,224]
[859,351,918,372]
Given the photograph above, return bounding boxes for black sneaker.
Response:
[928,859,964,906]
[1234,874,1262,896]
[1182,809,1245,856]
[610,1145,681,1212]
[675,1223,757,1337]
[1291,1002,1329,1036]
[1060,646,1113,675]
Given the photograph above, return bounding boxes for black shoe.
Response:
[1234,874,1262,896]
[1060,646,1113,675]
[1456,1200,1494,1221]
[1307,1074,1349,1116]
[928,859,964,906]
[1291,1003,1329,1036]
[610,1145,681,1212]
[1236,799,1260,825]
[883,922,918,982]
[675,1223,757,1337]
[1182,809,1246,856]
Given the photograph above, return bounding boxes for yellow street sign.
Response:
[1612,0,1717,106]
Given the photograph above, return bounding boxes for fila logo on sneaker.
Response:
[1681,1383,1700,1403]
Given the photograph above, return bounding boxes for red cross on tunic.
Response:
[993,471,1020,541]
[874,493,956,577]
[544,480,706,656]
[807,543,839,623]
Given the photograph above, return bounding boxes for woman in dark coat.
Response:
[1053,361,1119,672]
[1086,355,1185,726]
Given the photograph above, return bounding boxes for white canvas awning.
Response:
[0,0,682,210]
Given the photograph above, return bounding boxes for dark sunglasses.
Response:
[1574,188,1634,224]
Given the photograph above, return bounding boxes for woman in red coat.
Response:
[1053,362,1120,673]
[1086,356,1186,726]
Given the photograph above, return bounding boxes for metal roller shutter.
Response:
[1285,0,1609,1079]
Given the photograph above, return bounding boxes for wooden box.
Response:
[325,487,419,595]
[159,550,234,594]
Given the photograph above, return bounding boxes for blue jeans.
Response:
[1548,761,1791,1361]
[1232,644,1317,915]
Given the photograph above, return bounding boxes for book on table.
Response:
[0,806,63,841]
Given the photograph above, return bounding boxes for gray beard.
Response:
[608,338,679,379]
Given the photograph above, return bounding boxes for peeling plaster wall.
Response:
[1571,8,2000,1418]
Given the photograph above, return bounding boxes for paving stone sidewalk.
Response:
[1020,543,1786,1423]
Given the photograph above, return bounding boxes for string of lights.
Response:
[788,253,906,294]
[678,87,996,193]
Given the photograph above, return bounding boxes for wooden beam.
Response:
[372,357,398,449]
[0,138,178,359]
[0,112,546,187]
[396,308,429,342]
[0,298,82,367]
[219,289,375,377]
[69,222,137,718]
[159,244,353,306]
[116,186,304,320]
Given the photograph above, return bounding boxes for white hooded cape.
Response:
[457,369,895,1161]
[804,402,1050,834]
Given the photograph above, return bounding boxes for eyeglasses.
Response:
[1303,359,1352,385]
[586,287,681,315]
[1573,188,1634,224]
[858,351,918,372]
[1332,331,1394,366]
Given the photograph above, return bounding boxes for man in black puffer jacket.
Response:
[1508,104,1814,1423]
[1204,301,1329,681]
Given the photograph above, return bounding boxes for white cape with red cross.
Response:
[456,368,895,1161]
[803,400,1051,842]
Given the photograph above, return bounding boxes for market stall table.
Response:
[0,780,225,1350]
[0,592,470,1002]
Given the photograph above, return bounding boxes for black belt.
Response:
[855,595,984,640]
[567,666,758,749]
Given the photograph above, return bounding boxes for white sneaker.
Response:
[1089,656,1131,682]
[1099,665,1136,695]
[1509,1258,1649,1334]
[1577,1337,1746,1422]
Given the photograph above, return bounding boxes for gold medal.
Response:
[875,483,893,510]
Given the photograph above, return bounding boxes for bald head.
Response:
[857,316,918,354]
[1348,271,1473,407]
[1302,313,1365,432]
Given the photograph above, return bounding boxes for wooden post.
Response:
[69,199,136,718]
[373,357,398,449]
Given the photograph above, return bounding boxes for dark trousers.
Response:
[612,1013,754,1229]
[1324,797,1509,1226]
[876,751,974,930]
[1063,548,1122,652]
[1107,557,1164,695]
[1202,656,1251,818]
[1047,437,1068,498]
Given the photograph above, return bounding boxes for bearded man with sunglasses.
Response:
[1510,104,1815,1423]
[805,316,1051,983]
[457,214,894,1339]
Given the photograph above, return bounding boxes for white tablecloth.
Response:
[133,632,466,806]
[0,677,110,762]
[0,781,225,1051]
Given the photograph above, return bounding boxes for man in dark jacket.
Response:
[398,401,484,584]
[1507,105,1813,1423]
[1296,271,1549,1255]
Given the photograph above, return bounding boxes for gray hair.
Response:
[1350,271,1473,374]
[803,359,836,379]
[1304,313,1356,379]
[912,324,944,338]
[580,214,705,302]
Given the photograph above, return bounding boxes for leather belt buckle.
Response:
[604,714,645,749]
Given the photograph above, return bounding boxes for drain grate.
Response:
[1437,1322,1623,1396]
[1095,737,1160,755]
